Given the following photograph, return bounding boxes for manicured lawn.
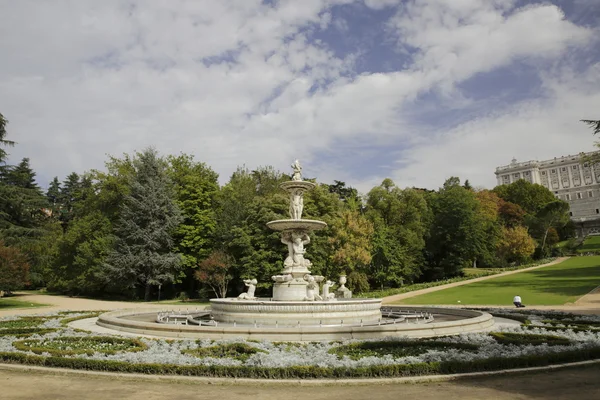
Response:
[0,298,50,310]
[398,256,600,306]
[577,235,600,253]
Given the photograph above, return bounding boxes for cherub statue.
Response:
[237,279,257,300]
[303,275,322,301]
[322,280,336,300]
[291,159,302,181]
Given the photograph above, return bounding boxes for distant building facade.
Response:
[495,151,600,237]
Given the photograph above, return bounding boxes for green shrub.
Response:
[13,336,147,356]
[329,340,479,360]
[59,312,104,326]
[0,317,47,329]
[489,332,571,346]
[1,346,599,379]
[183,342,266,361]
[0,328,57,337]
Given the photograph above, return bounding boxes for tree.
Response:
[327,208,373,283]
[0,112,15,164]
[365,180,431,288]
[496,226,536,265]
[426,177,488,279]
[195,250,233,298]
[493,180,556,216]
[581,119,600,166]
[0,241,29,291]
[46,177,61,211]
[102,148,183,301]
[534,200,570,253]
[168,154,219,272]
[48,158,133,295]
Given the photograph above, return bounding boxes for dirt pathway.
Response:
[0,364,598,399]
[382,257,569,304]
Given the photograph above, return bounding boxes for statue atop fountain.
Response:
[266,160,327,301]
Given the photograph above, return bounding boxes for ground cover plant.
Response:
[0,309,599,379]
[398,256,600,306]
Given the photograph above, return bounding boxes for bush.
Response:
[489,332,571,346]
[183,342,265,361]
[13,336,147,356]
[329,340,479,360]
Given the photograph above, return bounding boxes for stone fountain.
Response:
[209,160,382,325]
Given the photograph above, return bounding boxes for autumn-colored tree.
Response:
[496,226,536,265]
[327,209,374,283]
[195,250,234,298]
[0,241,29,291]
[498,200,526,227]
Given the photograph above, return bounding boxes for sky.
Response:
[1,0,599,194]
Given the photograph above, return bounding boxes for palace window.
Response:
[577,192,582,199]
[562,167,567,172]
[551,169,556,174]
[573,165,578,170]
[589,191,594,198]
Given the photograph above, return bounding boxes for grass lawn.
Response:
[398,256,600,306]
[0,298,50,310]
[577,235,600,253]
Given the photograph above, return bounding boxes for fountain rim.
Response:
[266,219,327,231]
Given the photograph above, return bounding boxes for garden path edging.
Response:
[0,358,598,387]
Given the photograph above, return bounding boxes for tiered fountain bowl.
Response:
[97,161,494,340]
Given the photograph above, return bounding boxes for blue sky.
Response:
[1,0,599,193]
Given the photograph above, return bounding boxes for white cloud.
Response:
[0,0,598,195]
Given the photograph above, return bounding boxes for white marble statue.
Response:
[303,275,322,301]
[291,159,303,181]
[281,230,312,268]
[238,279,258,300]
[289,189,304,220]
[322,280,336,300]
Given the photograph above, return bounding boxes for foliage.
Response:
[365,180,431,288]
[327,208,373,281]
[102,148,183,301]
[13,336,147,356]
[425,178,489,279]
[195,250,234,298]
[328,340,479,360]
[489,332,571,346]
[0,241,29,291]
[183,342,266,361]
[496,226,536,265]
[493,180,557,216]
[168,154,219,272]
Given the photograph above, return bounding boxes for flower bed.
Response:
[0,309,598,379]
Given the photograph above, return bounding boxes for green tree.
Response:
[48,159,133,295]
[168,154,219,274]
[365,179,431,288]
[46,177,61,211]
[493,180,557,216]
[581,119,600,165]
[102,148,183,301]
[0,112,15,163]
[426,177,488,279]
[533,200,570,254]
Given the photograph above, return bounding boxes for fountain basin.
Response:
[209,298,382,325]
[96,306,495,341]
[266,219,327,231]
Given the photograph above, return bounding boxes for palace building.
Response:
[495,151,600,237]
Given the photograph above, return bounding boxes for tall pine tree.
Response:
[102,148,183,301]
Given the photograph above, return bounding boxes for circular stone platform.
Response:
[96,306,494,341]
